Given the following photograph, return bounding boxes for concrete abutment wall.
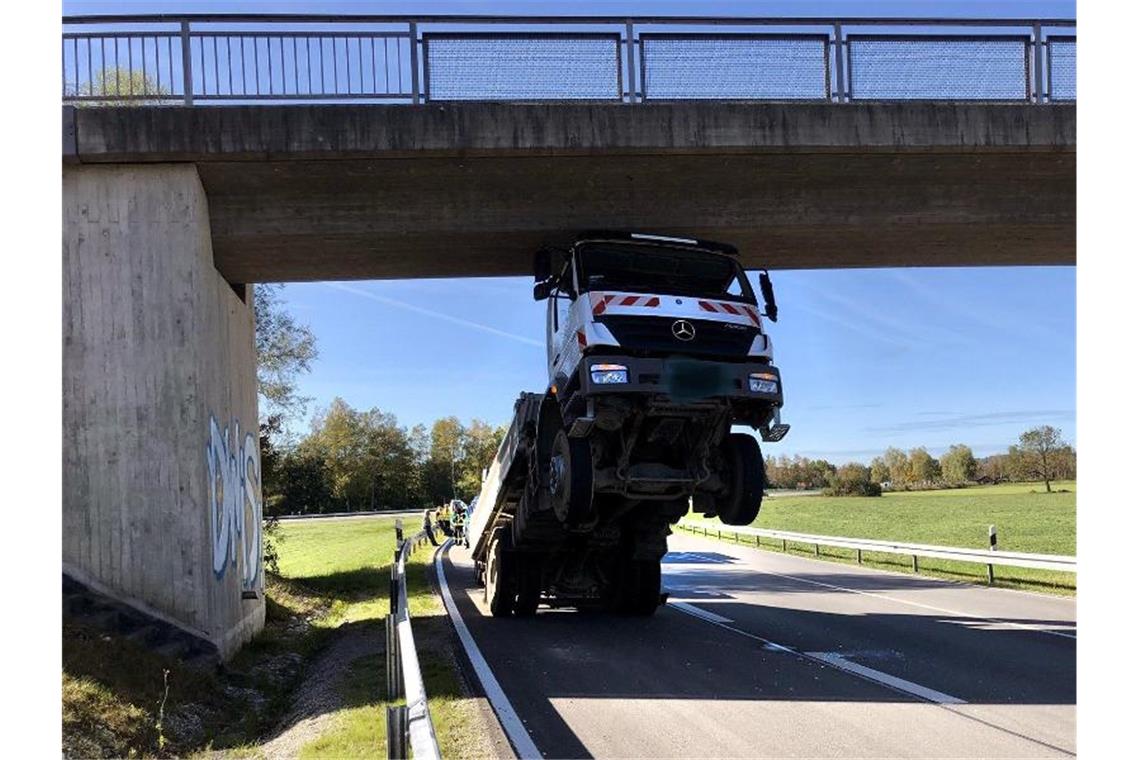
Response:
[63,163,264,659]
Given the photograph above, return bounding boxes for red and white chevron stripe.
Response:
[699,300,761,327]
[592,293,661,316]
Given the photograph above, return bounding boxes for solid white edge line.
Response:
[434,540,544,760]
[678,529,1078,641]
[805,652,967,705]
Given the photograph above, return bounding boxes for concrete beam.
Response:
[67,103,1075,280]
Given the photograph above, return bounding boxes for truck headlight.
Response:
[749,372,779,394]
[590,363,629,384]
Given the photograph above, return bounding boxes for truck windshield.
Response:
[577,243,756,302]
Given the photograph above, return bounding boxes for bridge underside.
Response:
[65,101,1075,282]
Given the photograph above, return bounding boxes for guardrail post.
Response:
[179,20,193,105]
[1032,22,1045,103]
[755,535,761,547]
[857,548,862,564]
[987,525,997,584]
[814,543,820,557]
[395,518,404,545]
[782,538,787,552]
[912,554,919,572]
[390,551,400,613]
[386,704,408,759]
[409,21,420,104]
[385,612,400,701]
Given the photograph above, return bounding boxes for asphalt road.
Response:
[439,530,1075,758]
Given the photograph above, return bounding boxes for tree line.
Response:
[765,426,1076,496]
[260,399,507,515]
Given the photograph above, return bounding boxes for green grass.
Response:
[687,481,1076,594]
[62,516,488,758]
[275,517,496,760]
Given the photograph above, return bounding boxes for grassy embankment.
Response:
[684,481,1076,594]
[62,516,489,758]
[277,517,491,759]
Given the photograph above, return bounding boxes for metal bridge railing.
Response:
[62,14,1076,106]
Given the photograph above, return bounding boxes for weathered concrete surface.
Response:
[66,102,1075,281]
[63,164,264,659]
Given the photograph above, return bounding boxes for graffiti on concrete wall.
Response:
[206,415,262,591]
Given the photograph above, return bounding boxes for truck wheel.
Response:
[485,530,516,618]
[513,555,543,617]
[716,433,765,526]
[623,559,662,616]
[550,429,594,527]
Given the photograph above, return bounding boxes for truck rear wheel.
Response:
[485,529,516,618]
[622,559,662,616]
[513,555,543,617]
[715,433,765,526]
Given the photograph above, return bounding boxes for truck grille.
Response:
[598,315,759,358]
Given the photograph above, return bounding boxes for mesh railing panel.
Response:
[848,35,1030,100]
[1048,37,1075,101]
[640,34,829,100]
[423,33,621,101]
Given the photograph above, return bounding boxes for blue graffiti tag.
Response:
[206,415,262,591]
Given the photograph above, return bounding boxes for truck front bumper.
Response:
[578,354,783,407]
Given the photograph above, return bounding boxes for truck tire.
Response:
[513,555,543,617]
[485,530,516,618]
[550,429,594,527]
[715,433,765,526]
[623,559,662,616]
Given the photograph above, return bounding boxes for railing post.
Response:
[625,19,637,103]
[833,21,846,103]
[180,20,193,105]
[1032,22,1045,103]
[409,21,420,104]
[386,704,409,760]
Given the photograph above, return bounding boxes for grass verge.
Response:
[63,515,493,758]
[685,482,1076,595]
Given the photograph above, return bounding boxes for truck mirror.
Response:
[533,249,552,282]
[758,270,778,322]
[533,280,554,301]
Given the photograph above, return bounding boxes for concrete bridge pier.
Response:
[62,163,264,659]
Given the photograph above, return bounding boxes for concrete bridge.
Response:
[62,82,1075,659]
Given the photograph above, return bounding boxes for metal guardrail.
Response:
[61,14,1075,106]
[385,522,440,760]
[676,519,1076,583]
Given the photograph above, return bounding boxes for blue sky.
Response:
[64,0,1077,462]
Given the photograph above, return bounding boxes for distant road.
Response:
[439,530,1074,758]
[274,509,423,522]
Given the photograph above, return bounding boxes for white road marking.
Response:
[681,534,1078,641]
[668,601,968,705]
[667,601,734,624]
[805,652,966,704]
[434,541,543,759]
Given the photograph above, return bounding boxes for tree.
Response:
[883,447,909,485]
[1012,426,1069,492]
[869,456,889,484]
[908,447,940,484]
[825,463,882,497]
[255,284,318,419]
[70,66,174,105]
[939,444,977,485]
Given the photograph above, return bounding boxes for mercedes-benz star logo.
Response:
[671,319,696,341]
